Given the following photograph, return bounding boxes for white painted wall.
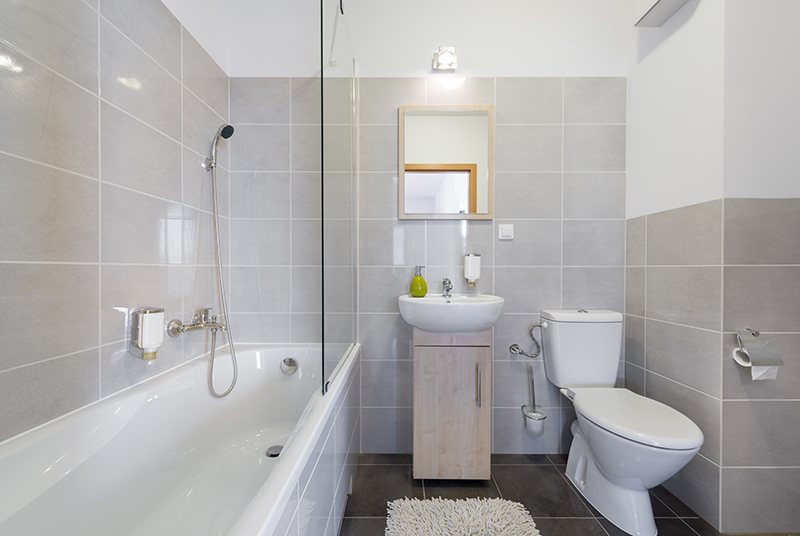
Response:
[626,0,725,219]
[160,0,230,73]
[722,0,800,198]
[345,0,629,77]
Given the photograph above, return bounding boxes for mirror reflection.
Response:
[399,105,494,220]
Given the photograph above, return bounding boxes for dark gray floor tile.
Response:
[423,478,501,500]
[343,465,424,517]
[600,518,697,536]
[491,453,552,465]
[534,518,609,536]
[338,517,386,536]
[651,490,678,518]
[547,453,569,465]
[492,465,594,518]
[358,453,412,465]
[651,485,698,517]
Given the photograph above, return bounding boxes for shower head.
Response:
[206,124,235,171]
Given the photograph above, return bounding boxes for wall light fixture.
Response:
[433,46,457,70]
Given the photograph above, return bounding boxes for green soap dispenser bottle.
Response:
[410,265,427,297]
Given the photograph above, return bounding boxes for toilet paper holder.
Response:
[733,328,783,380]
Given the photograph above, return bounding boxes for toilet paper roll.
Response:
[732,346,782,381]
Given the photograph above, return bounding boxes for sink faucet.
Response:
[442,278,453,298]
[167,307,227,337]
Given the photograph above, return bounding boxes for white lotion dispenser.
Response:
[131,307,165,360]
[464,253,481,287]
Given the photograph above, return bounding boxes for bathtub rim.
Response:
[227,342,361,536]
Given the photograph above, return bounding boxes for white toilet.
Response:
[541,309,704,536]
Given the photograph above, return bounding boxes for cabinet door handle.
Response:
[476,363,481,408]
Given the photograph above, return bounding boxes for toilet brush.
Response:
[522,364,546,436]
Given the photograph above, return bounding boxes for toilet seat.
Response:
[569,388,704,450]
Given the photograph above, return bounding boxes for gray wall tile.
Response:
[624,363,645,395]
[322,124,352,172]
[495,125,562,172]
[494,173,562,219]
[100,20,181,139]
[358,314,413,361]
[724,198,800,265]
[563,220,625,266]
[183,88,230,170]
[323,172,353,219]
[359,125,397,172]
[722,400,800,466]
[0,264,99,371]
[358,267,414,313]
[0,155,98,263]
[231,124,290,172]
[625,216,646,266]
[563,125,626,172]
[0,349,99,443]
[290,313,322,343]
[425,221,494,267]
[564,78,626,124]
[291,219,321,266]
[358,173,398,219]
[101,184,183,264]
[496,78,562,124]
[292,172,322,219]
[100,0,180,79]
[292,124,322,172]
[1,0,98,92]
[720,468,800,533]
[292,266,323,313]
[646,320,721,397]
[359,220,425,266]
[646,200,722,266]
[562,267,624,311]
[230,172,291,219]
[230,267,291,313]
[101,102,182,201]
[0,43,99,177]
[292,77,322,124]
[182,207,229,266]
[360,78,426,125]
[646,267,722,330]
[624,314,645,367]
[646,372,720,464]
[495,220,560,267]
[426,77,494,105]
[625,267,645,317]
[231,219,291,266]
[563,173,625,219]
[323,78,353,126]
[230,77,290,124]
[182,28,228,119]
[723,266,800,332]
[324,220,355,267]
[361,360,413,407]
[360,407,413,454]
[663,454,720,530]
[495,267,561,314]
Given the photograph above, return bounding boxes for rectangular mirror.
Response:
[399,105,494,220]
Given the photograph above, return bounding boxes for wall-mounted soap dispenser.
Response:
[130,307,165,360]
[464,253,481,287]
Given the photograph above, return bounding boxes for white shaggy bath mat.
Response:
[385,497,541,536]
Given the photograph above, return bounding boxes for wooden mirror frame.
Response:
[398,105,494,220]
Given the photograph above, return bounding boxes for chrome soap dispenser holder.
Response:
[130,307,165,360]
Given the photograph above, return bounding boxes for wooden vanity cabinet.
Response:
[412,328,491,480]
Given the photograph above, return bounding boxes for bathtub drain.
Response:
[266,445,283,458]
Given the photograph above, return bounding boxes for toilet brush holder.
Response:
[522,363,546,436]
[522,405,547,436]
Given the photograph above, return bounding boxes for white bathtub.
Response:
[0,343,361,536]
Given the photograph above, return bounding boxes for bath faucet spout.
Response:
[167,307,227,337]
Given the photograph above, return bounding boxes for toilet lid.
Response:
[571,388,704,450]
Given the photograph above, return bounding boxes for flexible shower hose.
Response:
[208,165,238,398]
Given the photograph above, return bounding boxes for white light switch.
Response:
[498,224,514,240]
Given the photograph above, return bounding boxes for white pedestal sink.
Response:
[398,294,505,332]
